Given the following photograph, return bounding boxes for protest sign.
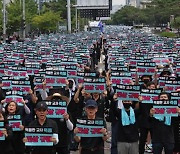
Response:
[76,119,104,137]
[43,100,67,119]
[141,89,162,104]
[0,122,5,140]
[153,100,178,117]
[7,115,22,131]
[25,127,53,146]
[84,77,106,93]
[116,85,140,101]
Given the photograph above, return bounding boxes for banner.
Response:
[25,127,53,146]
[153,100,178,117]
[0,122,5,140]
[137,62,156,76]
[116,85,140,101]
[7,115,22,131]
[84,77,106,93]
[165,80,180,92]
[141,89,162,104]
[171,92,180,107]
[2,76,12,89]
[46,70,67,87]
[44,101,67,119]
[111,72,132,85]
[76,119,104,137]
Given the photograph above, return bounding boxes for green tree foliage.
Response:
[113,6,148,26]
[171,16,180,35]
[31,11,61,33]
[160,31,176,38]
[111,0,180,27]
[6,0,37,34]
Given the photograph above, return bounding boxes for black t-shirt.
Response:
[116,109,139,143]
[95,97,105,119]
[80,117,106,149]
[0,124,14,154]
[28,118,58,154]
[53,118,69,147]
[151,118,175,144]
[139,102,153,128]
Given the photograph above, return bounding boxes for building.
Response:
[140,0,152,9]
[126,0,137,7]
[125,0,152,8]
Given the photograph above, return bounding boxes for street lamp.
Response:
[3,0,6,43]
[22,0,26,39]
[67,0,71,33]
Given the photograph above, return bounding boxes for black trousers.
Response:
[56,146,69,154]
[139,127,153,154]
[81,148,104,154]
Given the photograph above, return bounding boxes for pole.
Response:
[23,0,26,39]
[75,0,78,32]
[3,0,6,43]
[67,0,71,33]
[37,0,40,15]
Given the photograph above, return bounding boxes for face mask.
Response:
[123,103,131,109]
[69,83,73,89]
[143,79,150,84]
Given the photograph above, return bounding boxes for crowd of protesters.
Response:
[0,26,179,154]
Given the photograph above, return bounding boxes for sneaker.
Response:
[106,137,111,143]
[145,144,153,153]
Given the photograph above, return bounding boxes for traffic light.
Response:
[22,19,26,29]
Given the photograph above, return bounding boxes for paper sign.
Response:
[44,101,67,119]
[7,115,22,131]
[153,100,178,117]
[25,127,53,146]
[0,122,5,140]
[76,119,104,137]
[84,77,106,93]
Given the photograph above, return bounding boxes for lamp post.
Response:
[22,0,26,39]
[67,0,71,33]
[3,0,6,43]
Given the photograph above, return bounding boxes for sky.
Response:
[113,0,125,5]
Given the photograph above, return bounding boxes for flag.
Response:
[98,21,104,33]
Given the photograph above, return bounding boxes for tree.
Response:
[31,11,62,33]
[111,0,180,27]
[6,0,37,35]
[171,16,180,36]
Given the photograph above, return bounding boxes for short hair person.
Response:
[74,99,109,154]
[150,92,180,154]
[23,101,59,154]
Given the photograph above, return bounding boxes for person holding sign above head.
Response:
[50,93,74,154]
[113,100,139,154]
[0,110,14,154]
[74,99,109,154]
[150,92,180,154]
[23,101,59,154]
[138,81,157,154]
[4,100,30,154]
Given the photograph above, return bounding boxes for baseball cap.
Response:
[85,99,97,108]
[52,93,61,98]
[36,102,48,110]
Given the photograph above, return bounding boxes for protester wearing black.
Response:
[74,99,109,154]
[5,101,30,154]
[50,93,74,154]
[138,82,156,154]
[0,111,14,154]
[113,100,139,154]
[150,92,180,154]
[26,101,58,154]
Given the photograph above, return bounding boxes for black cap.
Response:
[35,102,48,110]
[85,99,97,108]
